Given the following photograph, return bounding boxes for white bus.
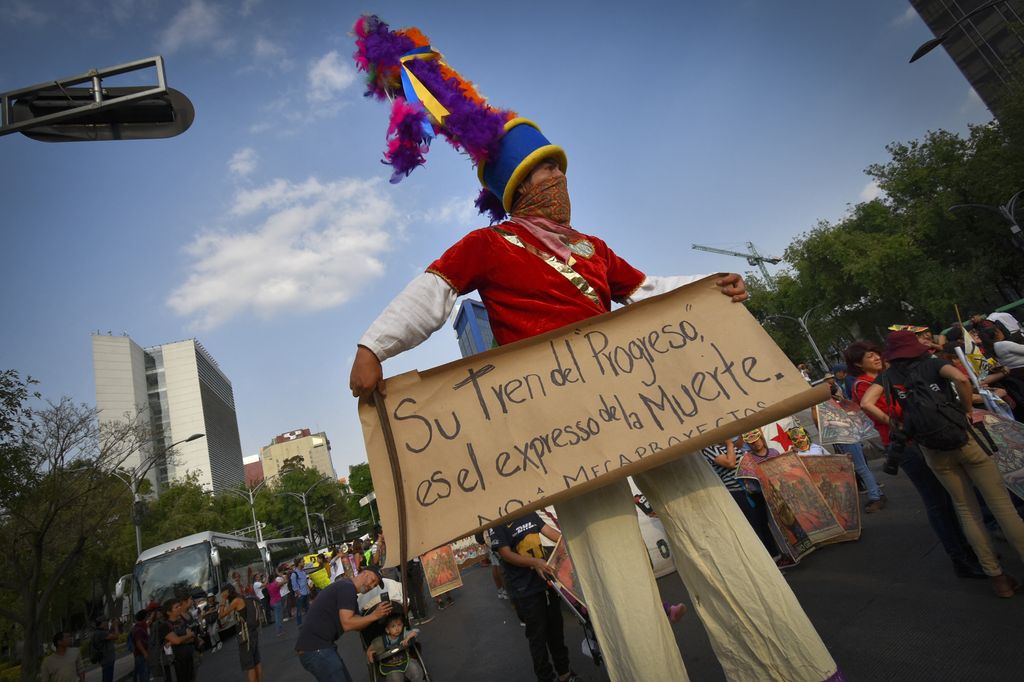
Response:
[131,531,265,612]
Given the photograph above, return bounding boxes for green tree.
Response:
[344,463,376,529]
[751,80,1024,364]
[0,375,145,682]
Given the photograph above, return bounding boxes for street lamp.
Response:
[948,189,1024,253]
[320,503,338,545]
[112,432,205,556]
[276,476,332,542]
[765,304,830,374]
[310,513,331,547]
[222,475,278,544]
[908,0,1008,63]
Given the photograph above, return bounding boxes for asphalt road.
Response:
[102,453,1024,682]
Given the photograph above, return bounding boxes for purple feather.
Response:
[405,59,508,164]
[474,188,507,223]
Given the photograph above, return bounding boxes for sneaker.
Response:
[775,556,797,570]
[519,621,526,627]
[410,616,434,626]
[864,495,887,513]
[497,588,508,600]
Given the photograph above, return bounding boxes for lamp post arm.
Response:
[949,203,1005,216]
[305,476,332,497]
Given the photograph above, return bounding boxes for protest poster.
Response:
[977,410,1024,501]
[420,545,462,598]
[740,453,846,561]
[359,276,830,563]
[759,454,845,545]
[546,539,584,605]
[816,399,879,446]
[801,455,861,542]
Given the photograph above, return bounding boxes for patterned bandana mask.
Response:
[512,174,571,225]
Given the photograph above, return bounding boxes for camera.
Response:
[883,430,906,475]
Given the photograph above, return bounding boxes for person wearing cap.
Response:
[295,565,390,681]
[350,15,840,682]
[860,331,1024,598]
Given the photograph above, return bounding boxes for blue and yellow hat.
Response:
[477,118,567,214]
[353,14,566,222]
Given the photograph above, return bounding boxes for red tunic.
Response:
[427,222,646,345]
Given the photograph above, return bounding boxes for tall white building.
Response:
[92,334,245,494]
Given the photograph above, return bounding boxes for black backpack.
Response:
[884,360,969,450]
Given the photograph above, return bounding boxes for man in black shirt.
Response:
[295,566,391,681]
[491,512,581,682]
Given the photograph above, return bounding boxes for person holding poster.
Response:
[490,512,578,682]
[348,15,842,682]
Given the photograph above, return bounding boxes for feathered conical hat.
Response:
[352,15,566,222]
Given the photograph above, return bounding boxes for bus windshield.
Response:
[134,542,214,607]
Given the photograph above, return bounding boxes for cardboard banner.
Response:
[359,276,830,563]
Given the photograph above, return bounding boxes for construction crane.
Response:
[691,242,782,284]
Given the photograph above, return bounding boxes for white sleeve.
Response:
[623,274,709,304]
[358,272,458,361]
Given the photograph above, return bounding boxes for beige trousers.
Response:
[556,454,838,682]
[920,436,1024,576]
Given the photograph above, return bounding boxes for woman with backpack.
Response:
[848,339,987,582]
[219,585,264,682]
[860,331,1024,598]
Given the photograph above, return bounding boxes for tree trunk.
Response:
[19,619,41,682]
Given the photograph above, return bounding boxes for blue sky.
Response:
[0,1,990,478]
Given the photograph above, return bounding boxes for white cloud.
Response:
[228,147,258,178]
[891,7,918,27]
[419,195,479,227]
[254,36,285,60]
[307,51,356,104]
[0,1,49,25]
[159,0,221,54]
[859,180,883,202]
[168,176,399,329]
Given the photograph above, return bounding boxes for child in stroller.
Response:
[363,605,427,681]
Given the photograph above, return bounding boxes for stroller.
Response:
[358,599,433,682]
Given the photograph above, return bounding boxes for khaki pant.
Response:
[555,454,839,682]
[920,436,1024,576]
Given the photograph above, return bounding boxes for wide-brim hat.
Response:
[884,330,930,361]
